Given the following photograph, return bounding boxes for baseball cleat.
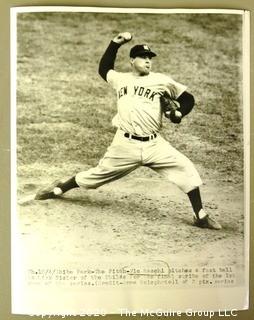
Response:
[193,215,222,230]
[35,180,63,200]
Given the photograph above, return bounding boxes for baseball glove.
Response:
[160,91,182,124]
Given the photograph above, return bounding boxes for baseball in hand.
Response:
[122,32,132,41]
[114,32,132,44]
[174,110,182,118]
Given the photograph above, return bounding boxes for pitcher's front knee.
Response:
[168,169,202,194]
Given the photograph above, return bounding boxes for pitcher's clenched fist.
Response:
[113,32,132,45]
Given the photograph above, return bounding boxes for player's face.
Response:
[130,55,153,76]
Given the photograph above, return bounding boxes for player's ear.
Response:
[130,57,134,66]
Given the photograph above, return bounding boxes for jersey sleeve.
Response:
[106,70,121,90]
[163,74,188,99]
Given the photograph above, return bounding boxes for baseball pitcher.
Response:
[35,32,221,230]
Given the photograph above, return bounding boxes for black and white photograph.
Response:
[11,7,250,315]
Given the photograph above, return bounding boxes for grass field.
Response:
[17,12,243,183]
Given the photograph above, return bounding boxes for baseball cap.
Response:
[129,44,157,58]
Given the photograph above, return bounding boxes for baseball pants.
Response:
[75,129,202,193]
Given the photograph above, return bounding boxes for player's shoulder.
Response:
[150,72,173,80]
[107,70,131,83]
[147,72,175,85]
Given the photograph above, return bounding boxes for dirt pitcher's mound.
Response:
[17,171,244,284]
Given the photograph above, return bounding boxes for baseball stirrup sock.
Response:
[187,187,203,219]
[58,176,79,193]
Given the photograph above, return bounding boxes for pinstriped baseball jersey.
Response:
[107,70,187,136]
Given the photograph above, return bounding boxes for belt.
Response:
[124,132,157,141]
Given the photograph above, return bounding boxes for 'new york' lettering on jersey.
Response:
[118,85,159,101]
[107,70,187,136]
